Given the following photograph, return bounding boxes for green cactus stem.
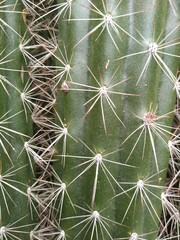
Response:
[0,0,179,240]
[52,0,179,239]
[0,1,35,238]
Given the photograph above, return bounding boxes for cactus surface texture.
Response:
[0,0,179,240]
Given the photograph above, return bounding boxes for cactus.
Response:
[0,0,179,240]
[0,1,36,239]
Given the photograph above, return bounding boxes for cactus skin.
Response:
[53,0,180,239]
[0,1,34,238]
[0,0,179,240]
